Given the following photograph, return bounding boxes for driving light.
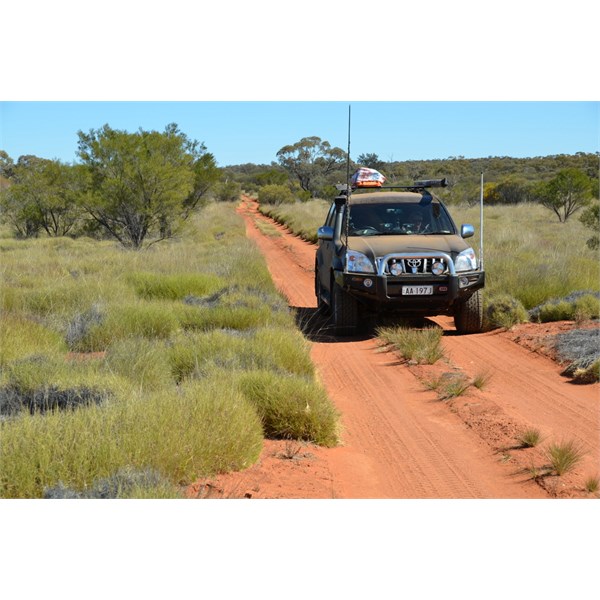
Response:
[389,261,403,276]
[347,250,375,273]
[432,260,445,275]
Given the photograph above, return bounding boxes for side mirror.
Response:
[461,224,475,239]
[317,225,334,241]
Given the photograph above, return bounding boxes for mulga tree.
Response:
[77,123,218,248]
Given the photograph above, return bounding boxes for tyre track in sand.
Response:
[238,197,550,498]
[430,316,599,477]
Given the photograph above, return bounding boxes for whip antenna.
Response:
[346,104,351,191]
[479,172,484,270]
[344,104,352,256]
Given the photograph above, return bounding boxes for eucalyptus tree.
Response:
[276,136,347,197]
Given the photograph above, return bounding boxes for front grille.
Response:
[382,257,449,275]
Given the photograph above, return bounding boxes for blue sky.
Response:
[1,101,598,167]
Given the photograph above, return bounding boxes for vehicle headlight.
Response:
[454,248,478,272]
[346,250,375,273]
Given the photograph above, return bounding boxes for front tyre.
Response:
[454,289,483,334]
[331,279,358,336]
[315,271,331,315]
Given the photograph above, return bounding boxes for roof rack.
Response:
[336,178,448,194]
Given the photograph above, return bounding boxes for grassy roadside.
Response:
[0,202,340,498]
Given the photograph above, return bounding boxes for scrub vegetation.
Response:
[0,203,339,498]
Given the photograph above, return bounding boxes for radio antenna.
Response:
[343,104,352,254]
[479,172,484,270]
[346,104,352,191]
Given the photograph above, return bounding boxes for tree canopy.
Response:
[0,156,83,238]
[77,123,218,248]
[276,136,347,197]
[533,168,594,222]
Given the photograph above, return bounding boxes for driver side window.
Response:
[350,206,380,232]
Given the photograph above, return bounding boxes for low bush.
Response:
[258,184,295,205]
[169,327,315,383]
[547,439,586,475]
[0,315,67,366]
[177,303,290,332]
[529,291,600,323]
[0,383,110,418]
[72,302,180,352]
[127,272,224,301]
[516,427,543,448]
[236,370,339,447]
[376,325,444,364]
[424,372,472,400]
[485,294,529,329]
[103,337,174,391]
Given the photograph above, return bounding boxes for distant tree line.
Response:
[2,129,598,247]
[222,141,599,245]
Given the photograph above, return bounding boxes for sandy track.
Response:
[190,198,598,499]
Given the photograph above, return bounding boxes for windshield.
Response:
[348,202,455,236]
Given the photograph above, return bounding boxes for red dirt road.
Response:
[189,197,599,499]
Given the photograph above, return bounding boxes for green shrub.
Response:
[547,439,586,475]
[424,372,472,400]
[103,337,174,391]
[573,294,600,321]
[258,184,295,205]
[376,326,444,364]
[168,327,315,383]
[516,427,543,448]
[2,354,116,396]
[531,292,600,323]
[536,300,574,322]
[0,315,67,366]
[236,370,339,447]
[127,379,264,482]
[0,378,264,498]
[127,272,223,301]
[485,294,529,329]
[73,302,179,352]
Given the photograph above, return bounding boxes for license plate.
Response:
[402,285,433,296]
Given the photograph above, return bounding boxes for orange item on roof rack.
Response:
[351,167,386,188]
